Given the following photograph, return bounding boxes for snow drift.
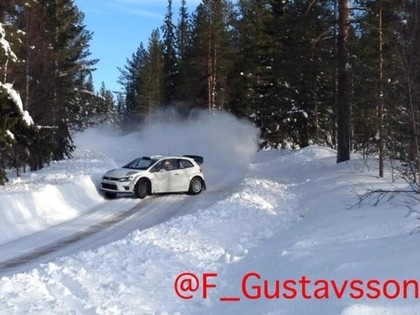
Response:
[0,150,113,245]
[1,110,420,315]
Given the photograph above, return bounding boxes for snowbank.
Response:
[0,116,419,314]
[0,150,112,245]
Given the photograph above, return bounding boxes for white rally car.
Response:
[100,155,206,199]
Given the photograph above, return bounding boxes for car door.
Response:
[150,160,172,193]
[164,159,189,192]
[169,159,191,191]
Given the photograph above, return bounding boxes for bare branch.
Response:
[351,183,419,209]
[304,0,319,15]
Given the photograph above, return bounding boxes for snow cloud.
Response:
[75,110,260,191]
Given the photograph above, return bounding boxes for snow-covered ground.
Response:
[1,112,419,315]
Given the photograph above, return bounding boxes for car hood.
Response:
[103,168,146,178]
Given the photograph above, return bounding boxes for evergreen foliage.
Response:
[0,0,102,184]
[117,0,419,185]
[161,0,177,106]
[1,0,419,187]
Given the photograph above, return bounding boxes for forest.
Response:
[0,0,419,189]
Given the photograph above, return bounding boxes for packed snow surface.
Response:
[0,112,419,315]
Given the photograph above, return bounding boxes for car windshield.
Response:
[123,157,156,170]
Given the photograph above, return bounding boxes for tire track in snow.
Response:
[0,202,143,272]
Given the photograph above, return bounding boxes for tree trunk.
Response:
[207,24,217,111]
[378,1,385,178]
[336,0,351,163]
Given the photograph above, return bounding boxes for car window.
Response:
[123,157,155,170]
[150,160,164,172]
[164,159,179,171]
[179,159,194,169]
[151,159,179,172]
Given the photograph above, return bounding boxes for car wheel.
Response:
[104,192,117,199]
[135,178,149,199]
[189,177,203,195]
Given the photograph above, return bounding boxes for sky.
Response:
[73,0,201,95]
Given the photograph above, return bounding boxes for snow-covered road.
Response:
[0,190,229,276]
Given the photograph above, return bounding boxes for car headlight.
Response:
[118,176,134,182]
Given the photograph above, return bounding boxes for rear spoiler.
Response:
[183,155,204,165]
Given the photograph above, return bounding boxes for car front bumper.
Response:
[100,179,135,194]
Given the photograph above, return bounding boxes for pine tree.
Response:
[174,0,192,110]
[187,0,234,110]
[139,29,164,123]
[73,72,97,129]
[235,0,336,148]
[112,0,418,178]
[161,0,177,105]
[0,21,36,183]
[118,43,148,127]
[96,82,117,126]
[351,1,381,157]
[395,0,420,184]
[45,0,96,158]
[0,0,97,178]
[351,0,419,181]
[229,0,273,118]
[176,0,191,63]
[14,0,97,160]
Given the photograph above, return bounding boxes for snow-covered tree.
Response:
[0,22,35,184]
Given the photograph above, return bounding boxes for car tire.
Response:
[135,178,149,199]
[104,192,117,199]
[189,177,203,195]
